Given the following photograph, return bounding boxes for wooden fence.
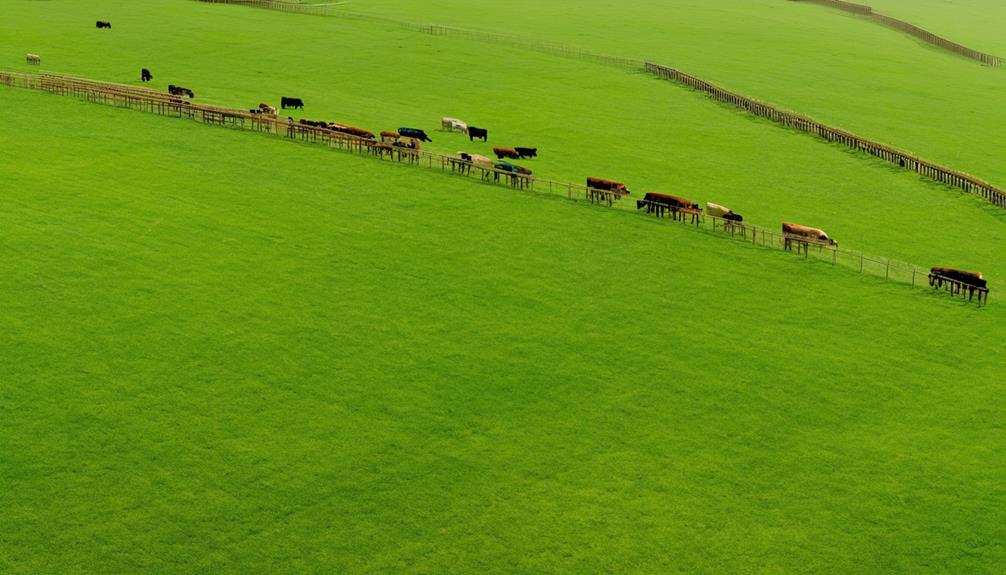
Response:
[791,0,1005,66]
[0,70,988,304]
[645,62,1006,210]
[194,0,1006,211]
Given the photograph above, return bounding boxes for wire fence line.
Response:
[193,0,1006,211]
[195,0,335,16]
[3,70,981,303]
[790,0,1005,66]
[645,63,1006,210]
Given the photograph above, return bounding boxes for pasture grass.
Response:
[343,0,1006,188]
[857,0,1006,55]
[2,0,1005,292]
[2,86,1005,575]
[2,1,1005,572]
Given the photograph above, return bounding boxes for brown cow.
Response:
[637,192,699,221]
[783,223,837,253]
[493,147,520,160]
[929,267,988,302]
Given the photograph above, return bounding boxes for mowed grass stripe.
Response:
[2,87,1004,574]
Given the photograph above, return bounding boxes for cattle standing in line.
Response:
[636,192,700,221]
[398,127,431,142]
[441,117,468,134]
[167,85,195,98]
[929,267,987,302]
[586,177,630,205]
[26,54,40,66]
[96,21,112,29]
[468,126,488,142]
[783,223,837,253]
[514,147,537,159]
[493,147,521,160]
[330,122,375,140]
[281,97,304,110]
[141,68,153,82]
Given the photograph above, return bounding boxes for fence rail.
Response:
[0,70,987,304]
[791,0,1005,66]
[645,62,1006,210]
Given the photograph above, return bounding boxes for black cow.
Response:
[398,127,432,142]
[167,85,195,98]
[514,147,537,159]
[468,126,488,142]
[141,68,152,82]
[96,21,112,29]
[281,97,304,110]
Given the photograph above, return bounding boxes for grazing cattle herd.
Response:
[13,19,990,304]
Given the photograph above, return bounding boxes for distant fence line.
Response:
[645,62,1006,210]
[2,70,980,303]
[194,0,1006,210]
[196,0,334,16]
[791,0,1004,66]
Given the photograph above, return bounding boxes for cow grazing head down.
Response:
[931,267,985,287]
[783,223,837,246]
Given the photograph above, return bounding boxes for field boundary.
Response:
[645,62,1006,210]
[196,0,334,16]
[0,70,989,304]
[790,0,1005,66]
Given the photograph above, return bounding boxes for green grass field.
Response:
[2,1,1004,573]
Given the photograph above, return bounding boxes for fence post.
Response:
[860,254,864,273]
[912,268,916,287]
[886,261,890,280]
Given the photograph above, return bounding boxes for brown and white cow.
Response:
[706,202,743,222]
[783,223,837,252]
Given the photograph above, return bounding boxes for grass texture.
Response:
[1,1,1005,573]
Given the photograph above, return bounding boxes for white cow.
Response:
[26,53,40,65]
[442,117,468,134]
